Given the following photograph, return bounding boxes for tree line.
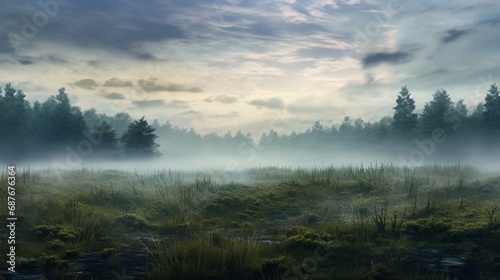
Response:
[0,82,498,162]
[0,84,159,160]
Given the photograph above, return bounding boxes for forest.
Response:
[2,83,500,279]
[0,83,499,165]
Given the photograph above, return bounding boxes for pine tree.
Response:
[420,89,454,136]
[93,121,118,155]
[483,83,500,135]
[121,116,160,157]
[392,86,417,138]
[0,83,30,158]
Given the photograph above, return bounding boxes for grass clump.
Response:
[116,213,149,230]
[147,233,273,280]
[34,224,79,242]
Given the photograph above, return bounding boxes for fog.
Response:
[9,144,500,174]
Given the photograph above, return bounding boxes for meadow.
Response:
[1,164,499,279]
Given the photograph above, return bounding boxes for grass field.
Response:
[1,164,499,279]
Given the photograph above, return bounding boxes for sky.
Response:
[1,0,499,136]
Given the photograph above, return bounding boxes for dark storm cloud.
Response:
[138,79,202,93]
[441,29,469,44]
[103,78,133,88]
[73,79,99,90]
[248,98,284,110]
[204,95,238,104]
[361,52,413,68]
[102,92,125,100]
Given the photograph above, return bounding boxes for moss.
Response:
[447,221,488,242]
[286,226,311,237]
[282,234,325,251]
[176,222,190,231]
[321,233,333,241]
[241,221,255,229]
[230,221,239,228]
[303,231,320,240]
[403,218,452,240]
[202,218,220,226]
[34,225,79,242]
[116,213,148,230]
[260,255,294,276]
[46,239,66,251]
[41,254,70,270]
[99,247,118,258]
[63,248,81,259]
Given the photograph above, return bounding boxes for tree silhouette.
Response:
[93,121,118,156]
[483,83,500,137]
[420,89,454,136]
[0,83,30,158]
[121,116,160,158]
[393,86,417,138]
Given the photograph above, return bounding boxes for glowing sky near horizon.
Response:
[1,0,500,135]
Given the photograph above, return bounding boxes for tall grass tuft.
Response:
[147,233,264,280]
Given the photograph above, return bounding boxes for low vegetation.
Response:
[0,164,499,279]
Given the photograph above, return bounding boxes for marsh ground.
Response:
[1,164,499,279]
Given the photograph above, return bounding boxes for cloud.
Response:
[17,59,34,65]
[361,52,413,68]
[181,110,201,115]
[440,29,469,44]
[46,55,68,64]
[165,100,189,109]
[0,1,186,57]
[132,99,166,108]
[165,84,203,93]
[0,38,15,54]
[208,111,239,118]
[248,98,284,110]
[102,92,125,100]
[103,78,133,87]
[296,47,343,59]
[73,79,99,90]
[134,52,158,61]
[138,79,202,92]
[204,95,238,104]
[133,99,189,109]
[224,21,328,39]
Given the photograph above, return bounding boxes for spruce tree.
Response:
[392,86,417,138]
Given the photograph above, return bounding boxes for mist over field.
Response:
[2,0,500,279]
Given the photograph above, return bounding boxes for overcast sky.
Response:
[1,0,499,135]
